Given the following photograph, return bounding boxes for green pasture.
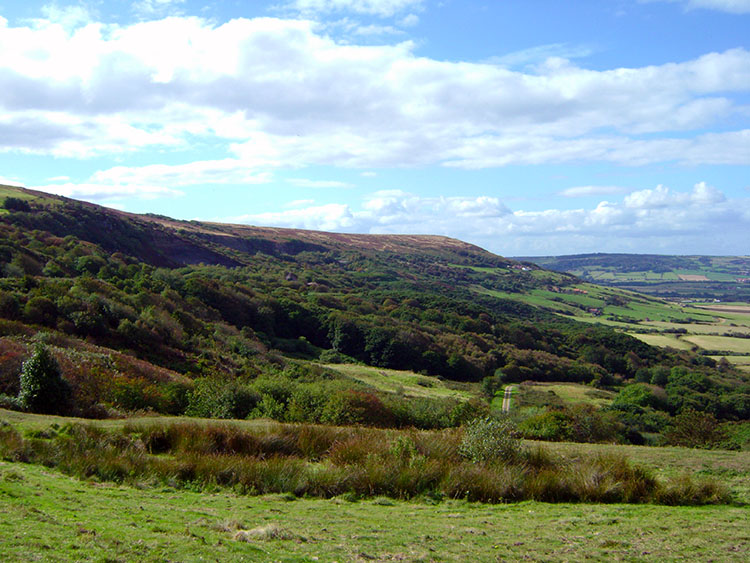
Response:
[320,363,474,401]
[514,382,616,410]
[681,335,750,355]
[0,460,747,562]
[710,356,750,373]
[628,333,695,350]
[643,320,750,335]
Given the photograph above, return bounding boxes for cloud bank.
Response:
[230,183,750,255]
[0,12,747,184]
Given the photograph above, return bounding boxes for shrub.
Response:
[186,378,259,419]
[2,197,31,212]
[458,416,523,464]
[18,343,72,414]
[321,390,395,427]
[663,408,727,448]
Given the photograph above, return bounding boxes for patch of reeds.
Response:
[0,420,732,505]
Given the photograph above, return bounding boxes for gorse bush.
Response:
[458,416,523,464]
[18,343,71,415]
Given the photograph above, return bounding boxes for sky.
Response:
[1,0,749,257]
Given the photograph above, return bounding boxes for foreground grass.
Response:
[0,417,733,506]
[1,460,748,562]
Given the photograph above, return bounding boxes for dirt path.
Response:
[501,385,514,413]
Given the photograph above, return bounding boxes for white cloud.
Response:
[398,14,419,27]
[90,160,272,187]
[285,199,316,207]
[31,182,184,201]
[641,0,750,13]
[0,176,25,187]
[132,0,186,18]
[0,13,748,169]
[232,203,356,231]
[686,0,750,13]
[487,43,594,69]
[287,178,354,188]
[558,186,629,198]
[286,0,423,17]
[229,183,750,255]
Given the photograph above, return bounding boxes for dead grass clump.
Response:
[233,523,298,542]
[442,463,524,502]
[328,432,388,465]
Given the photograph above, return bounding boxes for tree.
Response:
[18,343,71,414]
[2,197,31,212]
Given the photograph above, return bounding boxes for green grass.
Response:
[535,383,616,408]
[628,333,696,350]
[0,408,279,434]
[541,440,750,504]
[320,363,474,401]
[681,335,750,354]
[711,356,750,372]
[644,321,750,335]
[1,410,747,560]
[1,460,748,562]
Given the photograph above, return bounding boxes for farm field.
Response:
[712,356,750,372]
[520,254,750,302]
[627,333,695,350]
[681,335,750,355]
[509,382,616,410]
[642,320,750,335]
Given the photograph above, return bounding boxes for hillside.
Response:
[1,185,749,444]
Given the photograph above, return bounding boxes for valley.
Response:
[1,186,749,561]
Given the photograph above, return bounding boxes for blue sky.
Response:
[1,0,749,256]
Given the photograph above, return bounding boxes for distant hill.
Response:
[517,253,750,301]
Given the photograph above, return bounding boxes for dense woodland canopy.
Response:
[0,187,748,444]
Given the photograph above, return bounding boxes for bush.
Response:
[2,197,31,212]
[663,408,727,448]
[0,393,23,411]
[18,343,72,414]
[458,416,523,464]
[186,378,259,420]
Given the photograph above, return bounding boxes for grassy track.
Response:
[1,460,748,562]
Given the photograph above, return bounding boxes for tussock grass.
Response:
[233,523,299,542]
[0,419,732,505]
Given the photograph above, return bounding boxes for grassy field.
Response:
[1,459,748,562]
[711,356,750,372]
[512,382,616,410]
[681,335,750,354]
[1,410,749,560]
[627,333,695,350]
[1,460,748,562]
[643,321,750,335]
[320,363,475,401]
